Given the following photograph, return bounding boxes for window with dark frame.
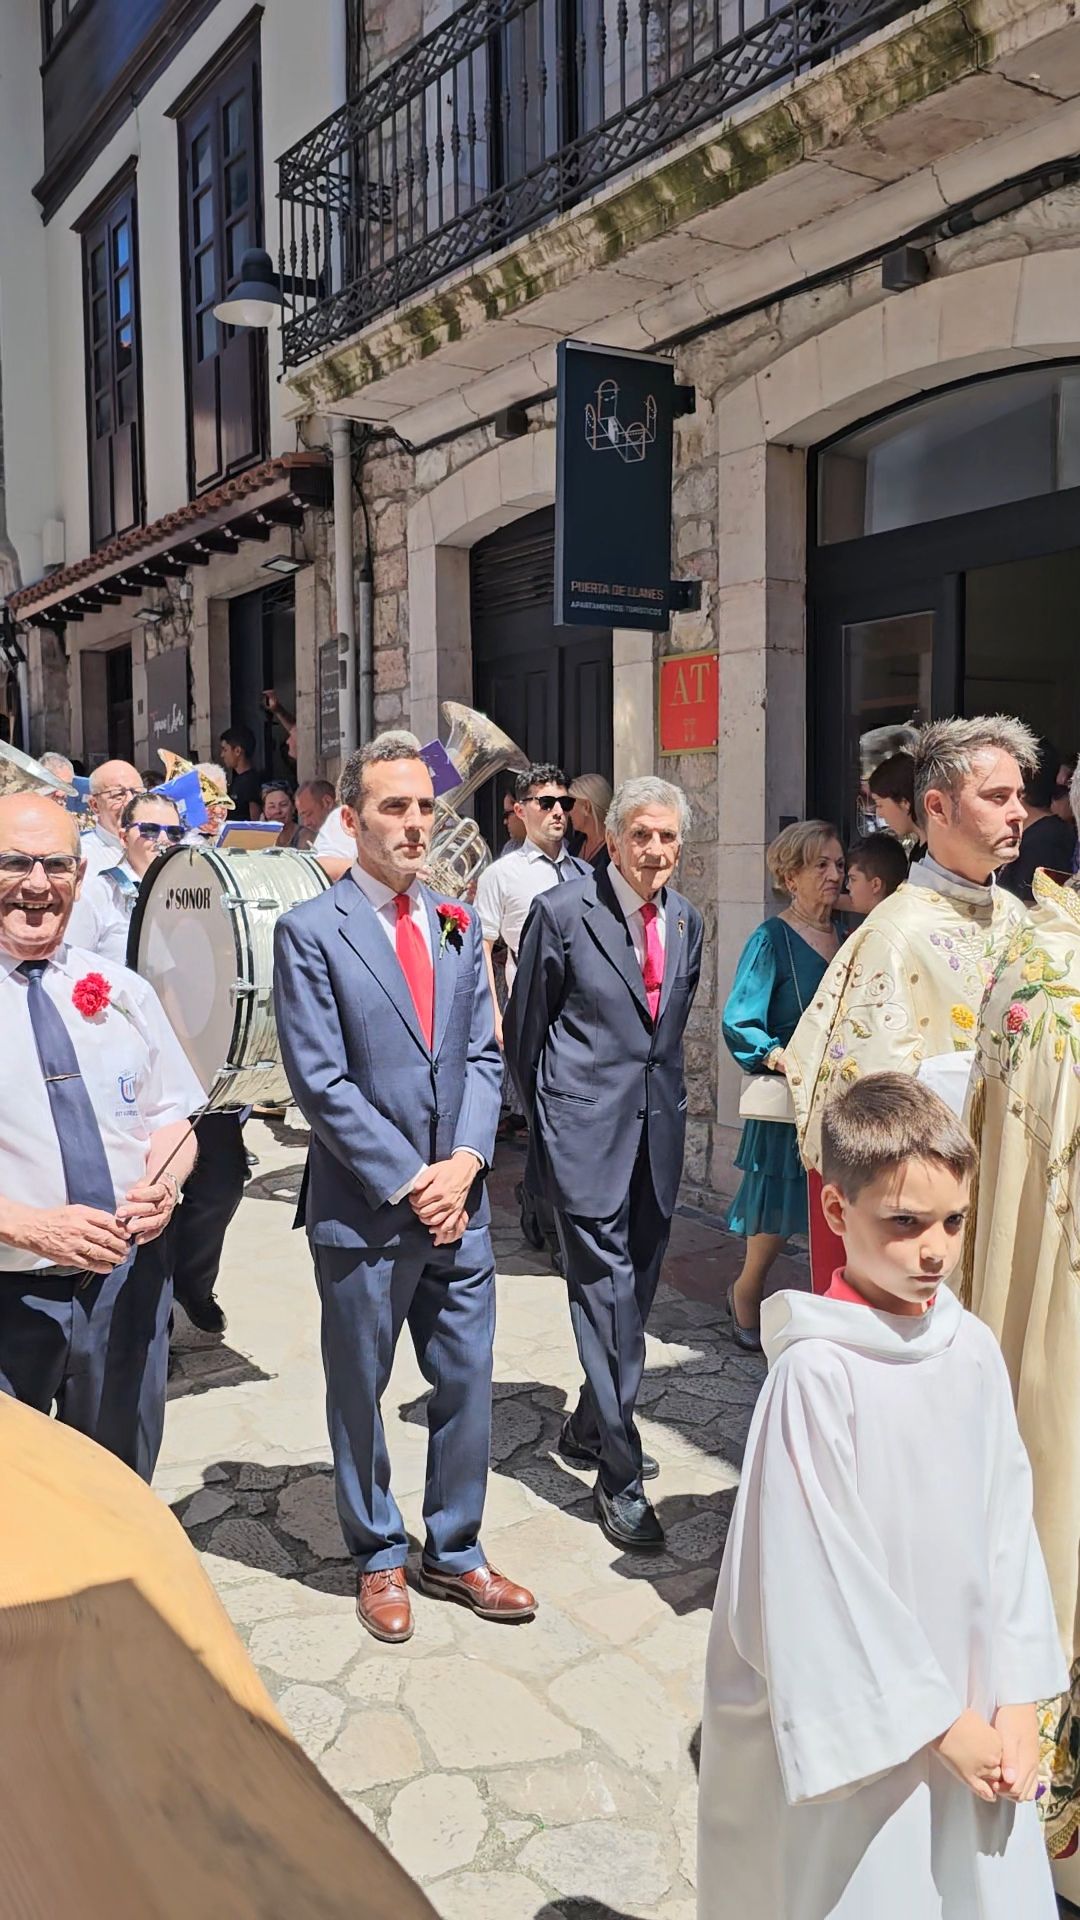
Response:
[41,0,85,56]
[80,174,144,551]
[178,30,268,497]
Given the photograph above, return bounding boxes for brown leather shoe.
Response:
[419,1562,536,1621]
[356,1566,413,1643]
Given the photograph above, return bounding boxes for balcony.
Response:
[277,0,910,371]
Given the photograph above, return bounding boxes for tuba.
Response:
[0,739,78,800]
[422,702,528,898]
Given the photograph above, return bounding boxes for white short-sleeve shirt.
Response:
[0,942,205,1271]
[474,841,582,987]
[66,862,139,966]
[79,826,123,879]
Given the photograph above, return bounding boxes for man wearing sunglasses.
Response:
[0,792,202,1479]
[68,794,183,965]
[81,760,146,879]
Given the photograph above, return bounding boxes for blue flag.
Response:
[157,768,208,829]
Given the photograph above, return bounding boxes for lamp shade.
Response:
[213,248,283,329]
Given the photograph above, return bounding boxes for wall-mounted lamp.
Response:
[134,606,165,626]
[213,249,321,331]
[261,554,304,577]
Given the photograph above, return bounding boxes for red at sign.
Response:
[659,651,719,753]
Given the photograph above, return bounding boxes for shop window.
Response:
[818,366,1080,544]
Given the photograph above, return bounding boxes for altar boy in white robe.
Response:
[699,1073,1065,1920]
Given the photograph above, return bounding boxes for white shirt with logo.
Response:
[0,942,205,1271]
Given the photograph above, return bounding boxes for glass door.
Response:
[810,576,960,840]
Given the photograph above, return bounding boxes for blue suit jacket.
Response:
[273,876,502,1248]
[504,866,703,1219]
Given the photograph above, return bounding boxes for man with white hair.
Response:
[82,760,145,877]
[505,774,703,1553]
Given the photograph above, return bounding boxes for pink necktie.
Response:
[640,901,664,1022]
[394,892,434,1049]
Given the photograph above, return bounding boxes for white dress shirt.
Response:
[314,806,354,860]
[605,861,668,968]
[349,863,433,959]
[348,864,482,1200]
[66,861,139,966]
[0,942,205,1271]
[79,825,123,879]
[475,839,580,987]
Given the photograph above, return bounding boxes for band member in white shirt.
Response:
[68,793,184,964]
[0,792,203,1478]
[80,760,145,878]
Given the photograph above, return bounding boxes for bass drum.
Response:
[128,843,329,1109]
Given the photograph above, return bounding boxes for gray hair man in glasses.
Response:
[82,759,146,877]
[0,791,202,1478]
[68,793,183,965]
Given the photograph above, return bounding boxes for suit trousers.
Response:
[556,1138,671,1500]
[171,1112,248,1314]
[312,1222,495,1573]
[0,1241,173,1481]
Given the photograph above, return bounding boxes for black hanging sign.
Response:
[145,645,189,759]
[555,339,674,631]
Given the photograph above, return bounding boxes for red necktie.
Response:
[394,892,434,1049]
[640,901,664,1022]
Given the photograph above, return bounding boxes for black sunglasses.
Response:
[529,794,571,813]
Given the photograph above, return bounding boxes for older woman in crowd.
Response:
[261,781,309,848]
[721,820,844,1348]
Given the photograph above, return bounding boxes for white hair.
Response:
[607,775,691,842]
[913,715,1039,828]
[40,750,74,783]
[194,762,229,791]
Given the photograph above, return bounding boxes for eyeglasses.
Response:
[95,785,141,805]
[0,852,80,880]
[528,795,571,813]
[133,824,185,843]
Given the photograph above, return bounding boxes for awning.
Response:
[8,453,331,626]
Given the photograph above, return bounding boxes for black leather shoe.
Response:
[558,1417,658,1482]
[593,1482,665,1552]
[180,1295,227,1336]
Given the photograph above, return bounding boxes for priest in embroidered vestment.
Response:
[787,715,1036,1173]
[964,843,1080,1868]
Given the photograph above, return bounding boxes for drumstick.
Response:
[140,1068,248,1192]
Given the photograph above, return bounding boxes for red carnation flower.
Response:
[438,903,470,934]
[1004,1002,1029,1035]
[72,972,111,1019]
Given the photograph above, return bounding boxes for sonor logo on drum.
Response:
[164,885,213,912]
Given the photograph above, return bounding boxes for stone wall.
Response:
[351,178,1080,1210]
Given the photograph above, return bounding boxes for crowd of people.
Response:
[6,706,1080,1915]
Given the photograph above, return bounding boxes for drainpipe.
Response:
[331,418,358,759]
[357,559,374,747]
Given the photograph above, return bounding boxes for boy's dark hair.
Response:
[515,763,568,802]
[867,751,915,807]
[221,725,255,757]
[847,834,909,897]
[821,1073,976,1200]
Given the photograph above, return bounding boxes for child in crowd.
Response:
[698,1073,1065,1920]
[845,832,909,917]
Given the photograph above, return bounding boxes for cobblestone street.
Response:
[158,1120,806,1919]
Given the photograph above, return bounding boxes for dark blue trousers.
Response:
[0,1241,172,1482]
[312,1222,495,1573]
[556,1141,671,1500]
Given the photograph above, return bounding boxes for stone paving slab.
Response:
[161,1119,786,1919]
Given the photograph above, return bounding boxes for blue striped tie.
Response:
[20,962,116,1213]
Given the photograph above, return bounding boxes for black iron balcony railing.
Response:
[278,0,907,371]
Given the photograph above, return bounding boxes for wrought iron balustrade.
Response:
[278,0,908,370]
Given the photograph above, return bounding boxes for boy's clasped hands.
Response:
[933,1704,1041,1804]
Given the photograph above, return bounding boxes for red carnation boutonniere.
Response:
[72,972,112,1019]
[436,902,470,955]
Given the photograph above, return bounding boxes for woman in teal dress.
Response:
[722,821,844,1349]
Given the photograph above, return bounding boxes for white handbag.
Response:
[737,921,799,1125]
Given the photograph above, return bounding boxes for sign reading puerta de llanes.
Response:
[555,340,675,632]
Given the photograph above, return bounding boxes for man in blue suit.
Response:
[505,776,703,1553]
[274,733,535,1643]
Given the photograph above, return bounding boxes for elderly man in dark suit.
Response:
[505,775,703,1552]
[274,732,535,1643]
